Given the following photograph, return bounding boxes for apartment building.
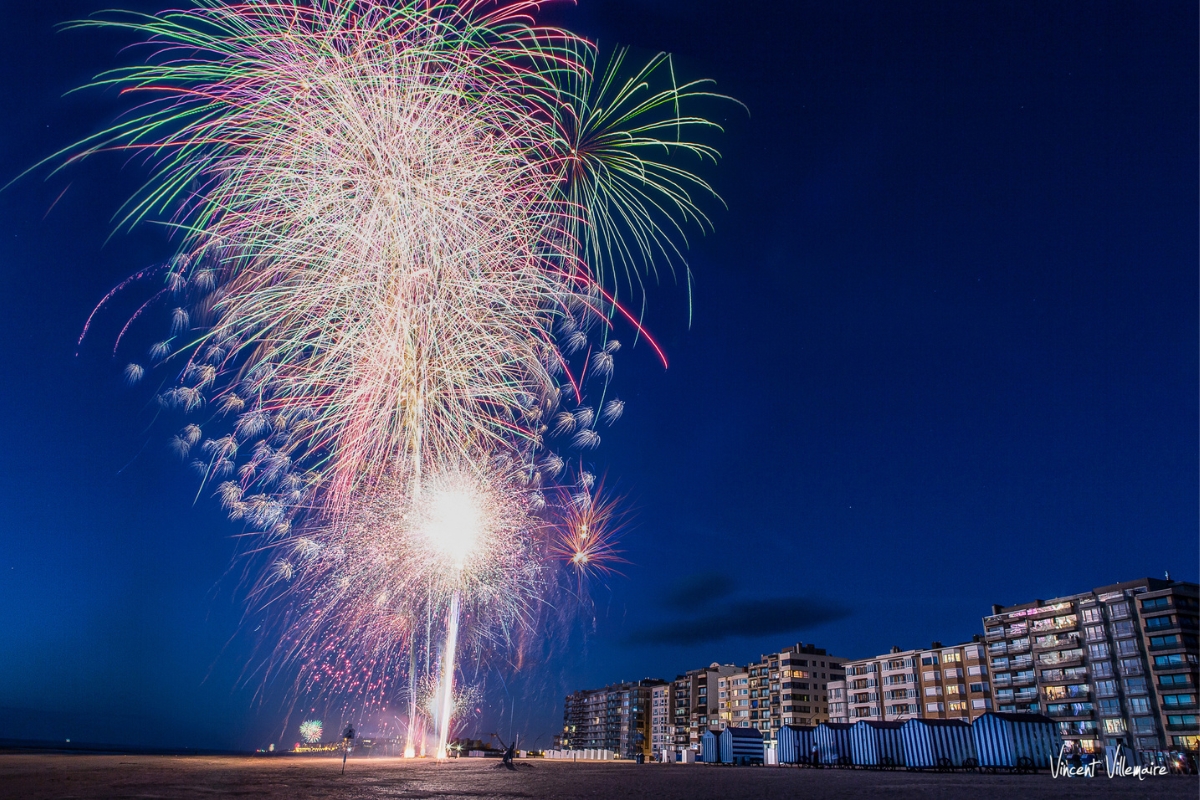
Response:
[649,683,673,760]
[562,679,663,759]
[829,640,991,724]
[742,643,846,743]
[668,663,739,752]
[1138,581,1199,751]
[984,576,1199,755]
[918,641,993,721]
[717,669,749,729]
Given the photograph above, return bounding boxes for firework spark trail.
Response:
[56,0,732,751]
[435,590,461,760]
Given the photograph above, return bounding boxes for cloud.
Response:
[661,572,736,612]
[626,596,852,647]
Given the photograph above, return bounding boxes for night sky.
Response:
[0,1,1195,751]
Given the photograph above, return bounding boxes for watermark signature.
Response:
[1050,743,1169,780]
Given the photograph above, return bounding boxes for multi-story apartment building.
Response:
[649,683,673,760]
[1138,581,1199,751]
[669,663,739,751]
[743,643,846,743]
[985,576,1199,755]
[918,640,993,720]
[717,670,749,729]
[829,640,991,724]
[562,679,662,759]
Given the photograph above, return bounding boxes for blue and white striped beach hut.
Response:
[900,718,976,770]
[849,720,906,768]
[814,722,855,766]
[971,712,1060,771]
[777,725,816,764]
[719,726,764,765]
[700,729,720,764]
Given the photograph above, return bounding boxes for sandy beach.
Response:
[0,753,1196,800]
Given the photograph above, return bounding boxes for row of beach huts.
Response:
[698,712,1059,773]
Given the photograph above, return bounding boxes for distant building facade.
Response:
[828,640,991,724]
[984,577,1199,755]
[562,679,662,759]
[746,643,846,742]
[712,643,845,743]
[563,576,1198,760]
[650,683,673,760]
[669,663,739,751]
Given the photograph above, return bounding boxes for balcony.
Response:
[988,643,1008,655]
[1013,691,1039,703]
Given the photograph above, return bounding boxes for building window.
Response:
[1092,661,1114,678]
[1082,607,1103,624]
[1168,715,1198,727]
[1142,597,1170,611]
[1103,719,1127,735]
[1116,639,1139,656]
[969,683,987,694]
[1095,680,1117,697]
[1160,674,1193,687]
[1098,698,1121,716]
[1109,602,1130,619]
[1155,653,1200,668]
[925,702,944,713]
[1128,697,1151,715]
[1112,620,1135,638]
[1119,658,1143,675]
[1088,643,1111,659]
[1163,694,1198,707]
[1125,677,1148,695]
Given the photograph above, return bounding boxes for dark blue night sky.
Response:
[0,1,1195,751]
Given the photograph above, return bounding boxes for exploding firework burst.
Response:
[299,719,323,743]
[54,0,732,755]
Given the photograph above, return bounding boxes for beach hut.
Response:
[814,722,855,766]
[719,726,764,765]
[777,725,816,764]
[700,729,720,764]
[849,720,906,768]
[900,718,976,770]
[971,712,1060,772]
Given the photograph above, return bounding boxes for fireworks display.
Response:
[299,720,323,744]
[62,0,729,754]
